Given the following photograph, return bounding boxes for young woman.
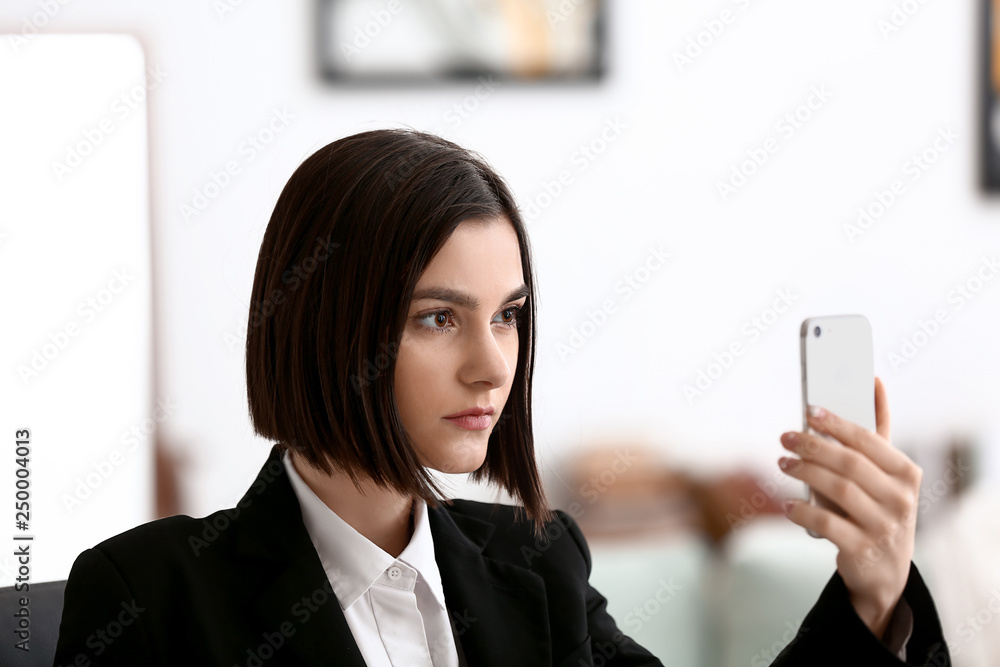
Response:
[54,129,951,666]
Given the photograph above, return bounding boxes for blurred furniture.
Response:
[561,444,785,544]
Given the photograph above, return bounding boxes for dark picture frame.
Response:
[315,0,606,85]
[980,0,1000,190]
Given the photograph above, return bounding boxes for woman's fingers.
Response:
[783,497,866,553]
[779,457,886,534]
[780,430,908,512]
[806,402,915,484]
[874,376,891,441]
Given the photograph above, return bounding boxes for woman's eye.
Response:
[494,306,521,328]
[416,305,521,334]
[418,310,454,333]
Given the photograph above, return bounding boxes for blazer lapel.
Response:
[231,445,552,666]
[428,503,552,667]
[232,446,368,667]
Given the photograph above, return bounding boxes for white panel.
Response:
[0,34,154,585]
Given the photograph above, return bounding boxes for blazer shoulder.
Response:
[89,514,197,554]
[81,509,243,576]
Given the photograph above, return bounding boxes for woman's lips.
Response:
[443,415,492,430]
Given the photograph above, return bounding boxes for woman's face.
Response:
[394,216,527,474]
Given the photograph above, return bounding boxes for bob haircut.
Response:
[245,128,553,534]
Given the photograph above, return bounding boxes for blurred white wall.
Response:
[2,1,997,524]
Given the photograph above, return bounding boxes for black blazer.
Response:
[54,444,951,666]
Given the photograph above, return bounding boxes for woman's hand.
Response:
[777,376,922,639]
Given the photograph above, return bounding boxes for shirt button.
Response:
[387,566,401,580]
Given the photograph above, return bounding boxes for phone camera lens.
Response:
[814,326,821,337]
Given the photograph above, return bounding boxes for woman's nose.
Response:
[459,324,513,388]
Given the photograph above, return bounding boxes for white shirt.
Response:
[282,450,463,667]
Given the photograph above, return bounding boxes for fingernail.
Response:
[808,405,826,419]
[782,499,795,514]
[781,432,797,447]
[778,457,791,470]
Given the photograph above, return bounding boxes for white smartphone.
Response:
[799,314,876,538]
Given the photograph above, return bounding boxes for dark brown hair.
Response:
[245,128,552,534]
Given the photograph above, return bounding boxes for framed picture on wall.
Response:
[981,0,1000,190]
[316,0,605,83]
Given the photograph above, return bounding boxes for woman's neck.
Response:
[289,450,415,558]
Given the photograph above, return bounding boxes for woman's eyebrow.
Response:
[411,284,528,310]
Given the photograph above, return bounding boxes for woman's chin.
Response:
[426,443,488,474]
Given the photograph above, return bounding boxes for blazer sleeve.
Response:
[769,562,951,667]
[559,510,667,667]
[53,547,155,666]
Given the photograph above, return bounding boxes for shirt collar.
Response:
[281,449,448,611]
